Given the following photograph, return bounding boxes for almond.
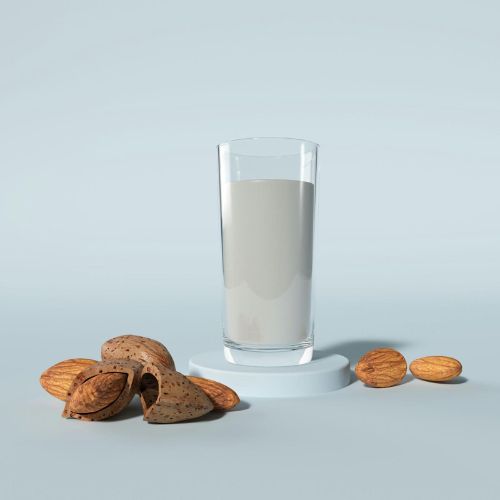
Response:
[187,376,240,411]
[139,364,213,423]
[68,373,127,413]
[40,358,97,401]
[63,359,142,421]
[355,348,407,388]
[410,356,462,382]
[101,334,175,371]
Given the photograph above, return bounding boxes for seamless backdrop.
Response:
[1,1,499,499]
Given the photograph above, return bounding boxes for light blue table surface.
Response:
[3,298,499,500]
[1,1,498,498]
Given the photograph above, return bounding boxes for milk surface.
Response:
[221,179,314,346]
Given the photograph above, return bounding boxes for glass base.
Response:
[223,341,313,367]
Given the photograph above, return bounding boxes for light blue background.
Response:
[1,1,499,499]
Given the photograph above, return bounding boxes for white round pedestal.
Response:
[188,350,351,398]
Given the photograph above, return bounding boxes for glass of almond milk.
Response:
[218,138,318,366]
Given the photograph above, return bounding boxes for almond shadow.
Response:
[421,375,468,385]
[106,396,143,421]
[359,373,414,388]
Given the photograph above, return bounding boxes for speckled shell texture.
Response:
[139,363,213,424]
[101,334,175,371]
[62,359,142,421]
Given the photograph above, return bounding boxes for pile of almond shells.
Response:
[40,334,240,423]
[355,348,463,388]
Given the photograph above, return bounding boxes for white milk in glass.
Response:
[221,179,314,346]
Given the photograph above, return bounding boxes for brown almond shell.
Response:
[139,363,213,424]
[62,359,142,421]
[101,334,175,371]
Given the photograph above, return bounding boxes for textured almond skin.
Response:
[355,348,407,388]
[68,373,127,413]
[101,334,175,371]
[40,359,97,401]
[187,376,240,411]
[410,356,462,382]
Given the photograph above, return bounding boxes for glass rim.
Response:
[217,136,319,149]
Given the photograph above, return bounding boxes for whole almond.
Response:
[68,372,127,413]
[410,356,462,382]
[40,358,97,401]
[187,376,240,411]
[101,334,175,371]
[355,348,407,388]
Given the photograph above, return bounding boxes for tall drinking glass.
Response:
[218,138,319,366]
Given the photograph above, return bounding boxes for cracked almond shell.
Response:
[63,359,142,421]
[139,363,213,424]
